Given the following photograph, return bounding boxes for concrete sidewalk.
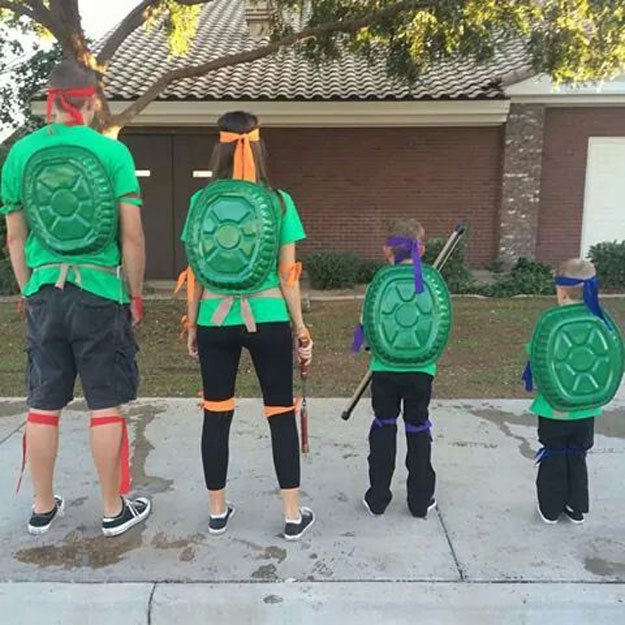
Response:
[1,397,624,623]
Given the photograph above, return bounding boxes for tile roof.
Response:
[103,0,530,102]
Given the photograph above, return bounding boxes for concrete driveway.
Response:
[0,395,624,623]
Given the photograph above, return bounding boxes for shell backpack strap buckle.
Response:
[240,297,257,333]
[211,296,235,326]
[54,264,71,289]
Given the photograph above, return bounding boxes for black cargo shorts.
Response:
[26,284,139,411]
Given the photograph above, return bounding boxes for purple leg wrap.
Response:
[372,417,398,428]
[405,419,432,435]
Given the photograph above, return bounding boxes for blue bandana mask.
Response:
[554,274,612,329]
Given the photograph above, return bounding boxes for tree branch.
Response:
[113,0,423,127]
[97,0,161,66]
[0,1,38,21]
[97,0,218,66]
[11,0,74,52]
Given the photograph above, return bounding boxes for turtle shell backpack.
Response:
[362,261,453,369]
[22,145,118,255]
[184,179,282,294]
[526,304,624,413]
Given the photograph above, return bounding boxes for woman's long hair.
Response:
[209,111,270,185]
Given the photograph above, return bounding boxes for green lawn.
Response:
[1,297,623,398]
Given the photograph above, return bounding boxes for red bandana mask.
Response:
[46,86,97,126]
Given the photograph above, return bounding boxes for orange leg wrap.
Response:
[264,405,296,418]
[203,398,236,412]
[90,415,131,495]
[17,412,60,494]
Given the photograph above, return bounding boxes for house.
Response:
[58,0,625,279]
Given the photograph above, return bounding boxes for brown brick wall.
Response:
[264,127,504,266]
[537,107,625,265]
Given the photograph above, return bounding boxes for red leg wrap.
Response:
[90,416,131,495]
[17,412,60,494]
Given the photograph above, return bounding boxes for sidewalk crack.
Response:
[147,582,157,625]
[0,421,24,446]
[436,505,466,582]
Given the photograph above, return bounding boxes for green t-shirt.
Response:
[181,186,306,326]
[1,124,142,303]
[524,342,602,420]
[370,356,437,377]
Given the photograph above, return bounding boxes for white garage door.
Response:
[581,137,625,257]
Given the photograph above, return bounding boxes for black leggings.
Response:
[197,322,300,491]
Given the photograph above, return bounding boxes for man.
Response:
[1,59,151,537]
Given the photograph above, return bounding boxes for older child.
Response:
[354,219,451,518]
[525,258,623,524]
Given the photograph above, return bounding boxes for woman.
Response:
[181,111,314,540]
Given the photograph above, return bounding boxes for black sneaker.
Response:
[362,498,384,517]
[536,503,559,525]
[564,505,585,524]
[28,496,65,535]
[102,497,151,537]
[409,497,437,519]
[284,507,315,541]
[208,504,235,535]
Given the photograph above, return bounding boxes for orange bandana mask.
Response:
[219,129,260,182]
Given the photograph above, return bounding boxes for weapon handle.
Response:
[341,370,373,421]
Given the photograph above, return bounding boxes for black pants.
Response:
[197,322,300,491]
[365,372,436,516]
[536,417,594,517]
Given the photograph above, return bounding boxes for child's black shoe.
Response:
[536,503,559,525]
[409,497,437,519]
[564,505,584,524]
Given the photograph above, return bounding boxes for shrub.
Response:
[479,257,555,298]
[588,240,625,291]
[422,235,476,294]
[304,251,359,290]
[356,258,385,284]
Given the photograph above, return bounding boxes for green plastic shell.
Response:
[22,145,117,255]
[185,180,281,294]
[530,304,625,413]
[363,264,453,367]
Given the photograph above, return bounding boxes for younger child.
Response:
[355,219,441,518]
[527,258,608,525]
